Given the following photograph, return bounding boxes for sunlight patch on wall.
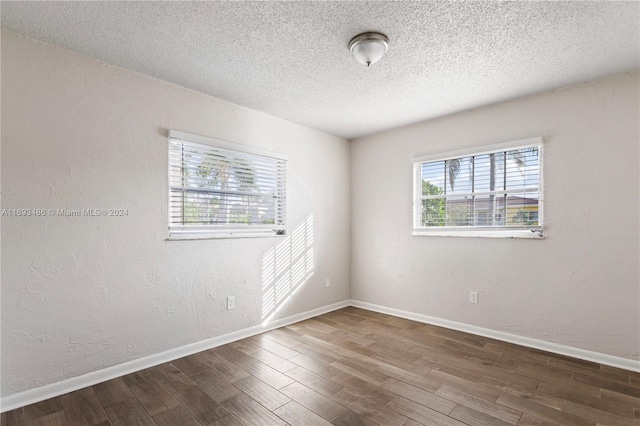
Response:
[261,214,314,325]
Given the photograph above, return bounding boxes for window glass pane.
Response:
[445,156,473,194]
[472,195,506,226]
[474,152,505,192]
[505,194,540,226]
[174,192,278,225]
[422,198,445,226]
[505,148,539,190]
[421,161,445,196]
[445,197,472,226]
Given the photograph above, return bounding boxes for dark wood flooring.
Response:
[2,307,639,426]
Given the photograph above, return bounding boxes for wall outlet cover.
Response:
[227,296,236,310]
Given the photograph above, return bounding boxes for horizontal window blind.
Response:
[414,141,542,233]
[169,132,286,238]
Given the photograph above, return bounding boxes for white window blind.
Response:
[413,138,543,238]
[168,130,286,239]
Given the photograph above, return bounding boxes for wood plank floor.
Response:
[2,307,639,426]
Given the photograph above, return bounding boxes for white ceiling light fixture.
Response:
[348,32,389,67]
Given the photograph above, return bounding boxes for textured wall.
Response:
[1,31,350,398]
[351,72,640,360]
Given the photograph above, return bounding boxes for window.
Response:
[168,130,286,239]
[413,137,543,238]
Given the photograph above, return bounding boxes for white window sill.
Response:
[413,229,544,239]
[167,232,287,241]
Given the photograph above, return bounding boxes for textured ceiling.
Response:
[2,1,639,139]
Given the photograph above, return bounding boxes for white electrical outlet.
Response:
[326,278,331,288]
[227,296,236,310]
[469,291,479,304]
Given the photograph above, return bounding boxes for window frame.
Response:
[412,137,544,239]
[167,130,287,240]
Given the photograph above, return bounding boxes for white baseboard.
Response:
[0,299,350,413]
[349,299,640,373]
[3,298,638,412]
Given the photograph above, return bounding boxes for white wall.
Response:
[0,31,350,398]
[351,72,640,360]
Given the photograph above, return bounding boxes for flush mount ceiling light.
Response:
[348,32,389,67]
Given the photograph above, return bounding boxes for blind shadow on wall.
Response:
[261,213,314,325]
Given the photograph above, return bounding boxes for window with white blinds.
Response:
[168,130,286,239]
[413,138,543,238]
